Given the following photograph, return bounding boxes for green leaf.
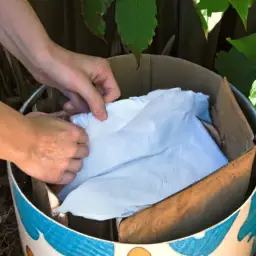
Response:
[195,8,208,37]
[116,0,157,63]
[194,0,229,37]
[81,0,113,38]
[227,33,256,61]
[197,0,229,15]
[228,0,251,29]
[249,80,256,107]
[215,48,256,96]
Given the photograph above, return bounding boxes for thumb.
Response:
[73,75,107,121]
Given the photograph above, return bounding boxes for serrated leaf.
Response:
[81,0,113,38]
[116,0,157,63]
[228,0,251,29]
[194,0,229,37]
[249,80,256,106]
[215,47,256,96]
[227,33,256,61]
[197,0,229,15]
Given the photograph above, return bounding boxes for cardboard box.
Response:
[8,55,256,256]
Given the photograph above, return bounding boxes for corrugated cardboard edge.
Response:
[119,146,256,244]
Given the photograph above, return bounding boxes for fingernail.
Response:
[94,110,107,121]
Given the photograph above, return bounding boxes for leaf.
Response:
[81,0,113,38]
[215,48,256,96]
[195,7,208,37]
[228,0,251,29]
[116,0,157,63]
[249,80,256,107]
[197,0,229,15]
[227,33,256,61]
[194,0,229,37]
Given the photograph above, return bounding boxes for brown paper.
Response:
[119,146,256,244]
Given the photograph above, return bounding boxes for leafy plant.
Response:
[195,0,255,36]
[215,34,256,105]
[81,0,157,63]
[81,0,256,106]
[81,0,255,61]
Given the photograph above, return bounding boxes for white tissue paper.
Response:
[57,89,228,221]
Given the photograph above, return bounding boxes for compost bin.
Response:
[7,55,256,256]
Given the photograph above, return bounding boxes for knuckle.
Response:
[68,144,77,157]
[59,159,70,171]
[69,125,83,140]
[97,57,108,67]
[101,58,109,68]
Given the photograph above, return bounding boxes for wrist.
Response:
[29,39,58,83]
[6,116,36,167]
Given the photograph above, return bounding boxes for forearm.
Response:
[0,101,33,163]
[0,0,53,74]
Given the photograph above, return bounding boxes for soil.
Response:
[0,160,22,256]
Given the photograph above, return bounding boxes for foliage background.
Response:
[1,0,256,110]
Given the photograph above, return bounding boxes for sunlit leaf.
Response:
[197,0,229,15]
[194,0,229,37]
[228,0,251,29]
[249,80,256,107]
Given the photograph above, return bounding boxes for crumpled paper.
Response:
[57,89,228,221]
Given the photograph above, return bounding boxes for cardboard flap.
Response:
[119,146,256,244]
[109,55,151,99]
[211,78,254,160]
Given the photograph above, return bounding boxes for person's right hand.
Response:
[16,113,89,184]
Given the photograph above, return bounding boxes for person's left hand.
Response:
[32,43,120,121]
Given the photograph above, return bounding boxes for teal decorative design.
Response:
[169,212,238,256]
[238,193,256,242]
[12,181,114,256]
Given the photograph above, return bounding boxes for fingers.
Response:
[67,159,83,173]
[78,133,89,144]
[74,144,89,158]
[93,59,121,103]
[59,172,76,184]
[63,91,90,114]
[48,111,70,120]
[76,75,107,121]
[26,111,69,121]
[63,101,79,115]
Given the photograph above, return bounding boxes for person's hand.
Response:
[16,112,89,184]
[33,43,120,120]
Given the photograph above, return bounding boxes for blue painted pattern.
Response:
[238,193,256,243]
[169,212,238,256]
[12,181,114,256]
